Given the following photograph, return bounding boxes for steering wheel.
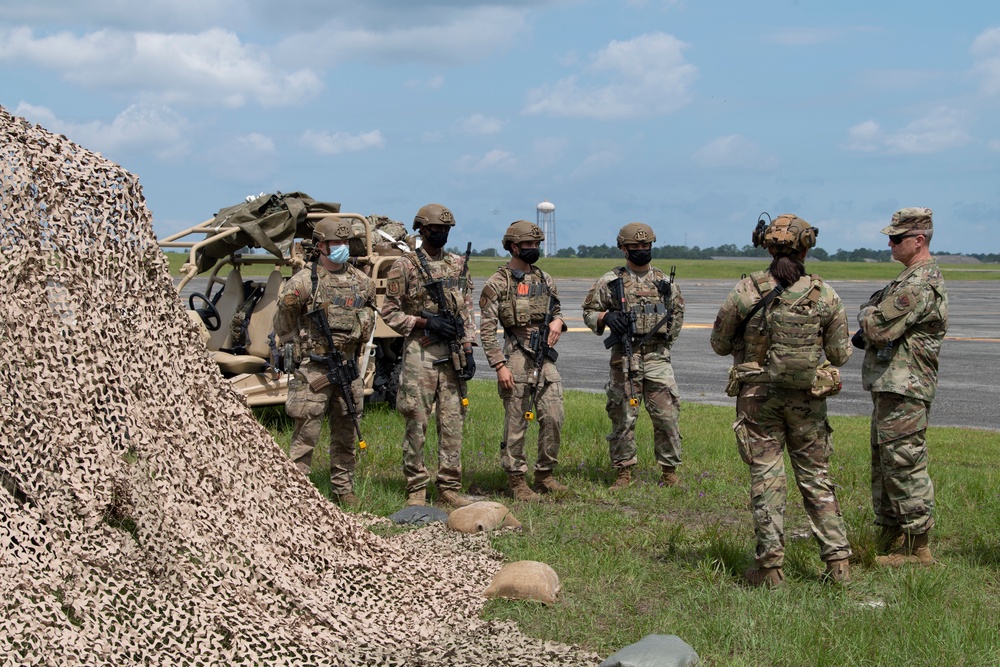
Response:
[188,292,221,331]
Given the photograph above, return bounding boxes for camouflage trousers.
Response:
[498,347,564,476]
[870,392,935,534]
[605,347,682,470]
[396,337,466,493]
[285,360,363,494]
[734,385,851,568]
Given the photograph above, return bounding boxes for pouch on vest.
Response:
[809,360,842,398]
[726,361,767,397]
[764,289,823,389]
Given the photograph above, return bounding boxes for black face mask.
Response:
[516,247,540,265]
[423,229,450,249]
[627,248,652,266]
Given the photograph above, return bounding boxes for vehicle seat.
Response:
[207,269,245,352]
[213,270,283,375]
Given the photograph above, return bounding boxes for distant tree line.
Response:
[449,244,999,263]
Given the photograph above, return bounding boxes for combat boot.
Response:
[509,474,541,502]
[876,531,933,567]
[438,489,474,508]
[744,565,785,589]
[823,558,851,584]
[660,466,680,487]
[876,524,903,554]
[532,470,568,495]
[335,492,361,509]
[609,466,633,491]
[405,489,426,507]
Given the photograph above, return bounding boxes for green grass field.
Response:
[256,382,1000,666]
[164,250,1000,282]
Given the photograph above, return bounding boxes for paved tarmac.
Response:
[178,274,999,431]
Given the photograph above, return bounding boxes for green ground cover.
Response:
[256,382,1000,666]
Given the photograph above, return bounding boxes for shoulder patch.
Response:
[387,277,401,296]
[879,287,919,319]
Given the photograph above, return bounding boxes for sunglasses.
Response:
[889,233,922,245]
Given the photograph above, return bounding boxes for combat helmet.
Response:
[752,213,817,253]
[313,217,355,243]
[502,220,545,251]
[616,222,656,248]
[412,203,456,230]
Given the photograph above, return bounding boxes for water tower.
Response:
[536,200,556,256]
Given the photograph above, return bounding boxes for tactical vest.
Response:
[741,271,777,365]
[619,267,670,336]
[497,267,552,328]
[406,252,469,315]
[764,276,825,388]
[309,266,369,338]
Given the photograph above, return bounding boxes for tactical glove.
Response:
[603,311,630,336]
[425,313,458,339]
[460,350,476,380]
[851,330,866,350]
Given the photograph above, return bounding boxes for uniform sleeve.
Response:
[360,276,378,343]
[710,287,743,356]
[823,289,852,367]
[667,283,685,345]
[380,257,418,336]
[478,274,505,367]
[273,272,306,341]
[548,275,568,332]
[858,278,930,347]
[582,274,612,334]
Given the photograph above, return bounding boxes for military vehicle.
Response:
[159,192,411,407]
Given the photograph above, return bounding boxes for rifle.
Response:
[603,274,639,408]
[415,242,473,407]
[306,305,367,451]
[524,284,559,422]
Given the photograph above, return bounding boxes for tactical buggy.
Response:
[158,192,410,407]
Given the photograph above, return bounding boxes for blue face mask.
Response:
[327,243,350,264]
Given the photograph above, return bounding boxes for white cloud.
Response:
[987,139,1000,152]
[204,132,278,183]
[454,149,516,173]
[405,75,445,90]
[767,25,878,47]
[693,135,778,169]
[300,129,385,155]
[523,32,697,120]
[569,146,624,180]
[843,108,970,154]
[14,101,191,159]
[457,114,504,135]
[972,26,1000,96]
[0,27,321,108]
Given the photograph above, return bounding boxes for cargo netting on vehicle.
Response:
[0,106,596,667]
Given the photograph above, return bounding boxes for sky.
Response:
[2,1,999,256]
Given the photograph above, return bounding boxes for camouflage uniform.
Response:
[711,270,852,568]
[273,263,377,491]
[858,257,948,535]
[583,266,685,473]
[480,266,564,476]
[380,249,476,495]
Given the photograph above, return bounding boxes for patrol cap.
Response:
[313,217,355,243]
[616,222,656,248]
[881,207,933,235]
[753,213,817,252]
[502,220,544,251]
[413,203,456,230]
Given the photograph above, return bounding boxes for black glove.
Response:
[603,311,630,336]
[425,313,457,339]
[460,350,476,380]
[851,329,866,350]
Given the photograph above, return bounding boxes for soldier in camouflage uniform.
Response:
[711,214,852,587]
[855,207,947,567]
[479,221,569,502]
[273,218,377,508]
[380,204,478,509]
[582,222,685,490]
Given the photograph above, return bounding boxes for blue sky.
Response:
[2,1,998,255]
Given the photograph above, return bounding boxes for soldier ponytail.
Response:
[769,251,805,288]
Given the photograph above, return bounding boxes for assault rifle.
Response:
[603,274,639,408]
[307,306,367,451]
[524,285,559,422]
[415,242,473,407]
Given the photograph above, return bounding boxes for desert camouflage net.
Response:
[0,106,597,666]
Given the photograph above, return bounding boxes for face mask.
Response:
[517,247,540,265]
[327,243,350,264]
[627,248,652,266]
[424,229,450,249]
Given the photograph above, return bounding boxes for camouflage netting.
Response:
[0,106,597,666]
